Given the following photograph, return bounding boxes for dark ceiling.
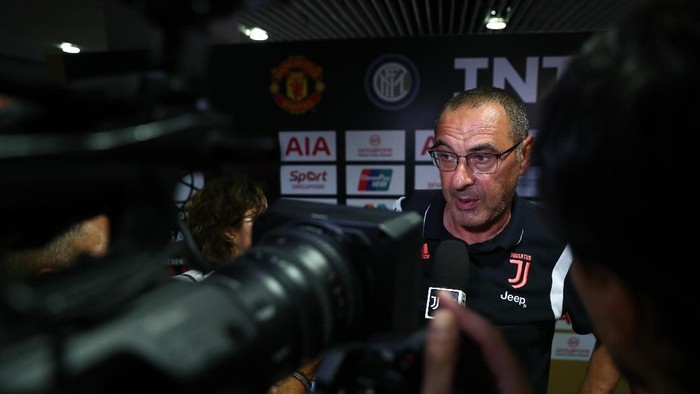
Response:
[236,0,636,42]
[0,0,637,83]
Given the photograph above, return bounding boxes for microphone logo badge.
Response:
[424,286,467,319]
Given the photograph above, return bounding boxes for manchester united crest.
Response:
[270,56,325,114]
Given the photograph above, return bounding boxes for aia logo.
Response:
[270,56,325,114]
[285,136,332,157]
[419,134,436,157]
[279,131,336,161]
[508,252,532,289]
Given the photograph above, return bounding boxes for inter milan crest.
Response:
[365,54,420,110]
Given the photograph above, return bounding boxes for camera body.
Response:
[0,199,425,393]
[231,198,428,391]
[0,0,431,391]
[249,198,425,339]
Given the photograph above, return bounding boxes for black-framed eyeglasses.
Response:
[428,140,523,174]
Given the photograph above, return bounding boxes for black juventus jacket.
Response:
[395,189,592,394]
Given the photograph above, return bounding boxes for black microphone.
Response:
[421,240,496,394]
[424,240,469,319]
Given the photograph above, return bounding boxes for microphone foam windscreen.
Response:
[432,240,469,290]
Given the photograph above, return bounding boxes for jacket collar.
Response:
[423,193,524,253]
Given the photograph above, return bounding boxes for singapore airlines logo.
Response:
[507,252,531,289]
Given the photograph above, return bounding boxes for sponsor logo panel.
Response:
[551,332,596,361]
[517,165,540,199]
[279,131,336,162]
[414,165,440,190]
[280,165,337,195]
[415,129,434,161]
[346,165,405,195]
[345,130,405,161]
[282,197,338,205]
[345,198,397,211]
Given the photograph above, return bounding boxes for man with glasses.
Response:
[394,86,614,393]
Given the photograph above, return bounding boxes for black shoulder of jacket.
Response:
[401,189,441,214]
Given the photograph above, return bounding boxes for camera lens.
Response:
[205,220,368,385]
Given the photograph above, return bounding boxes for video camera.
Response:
[0,1,447,392]
[0,197,424,393]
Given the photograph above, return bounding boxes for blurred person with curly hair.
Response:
[173,173,319,393]
[179,173,268,276]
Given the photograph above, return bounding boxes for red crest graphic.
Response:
[508,258,531,289]
[270,56,325,114]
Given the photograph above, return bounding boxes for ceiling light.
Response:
[486,16,507,30]
[239,25,268,41]
[247,27,268,41]
[59,42,80,54]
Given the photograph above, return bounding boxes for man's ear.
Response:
[224,227,237,241]
[518,134,535,175]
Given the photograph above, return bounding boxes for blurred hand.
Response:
[266,357,320,394]
[421,292,534,394]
